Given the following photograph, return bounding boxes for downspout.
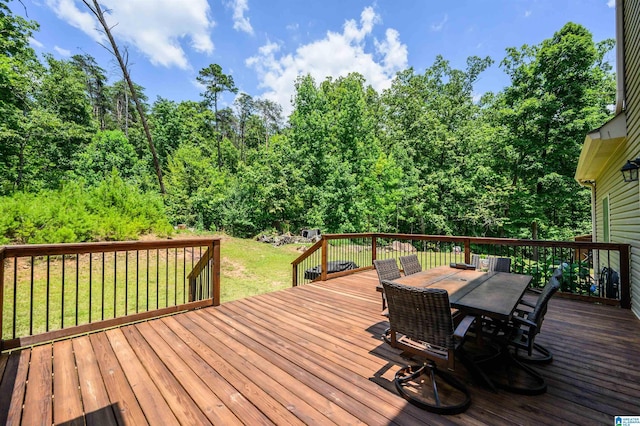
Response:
[581,180,600,289]
[615,0,626,114]
[577,180,597,239]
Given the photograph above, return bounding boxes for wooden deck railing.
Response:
[0,238,221,351]
[292,233,631,309]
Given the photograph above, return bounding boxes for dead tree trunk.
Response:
[82,0,166,194]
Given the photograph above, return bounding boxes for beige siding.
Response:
[594,0,640,317]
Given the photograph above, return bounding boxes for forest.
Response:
[0,1,616,244]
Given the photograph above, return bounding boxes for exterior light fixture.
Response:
[621,157,640,182]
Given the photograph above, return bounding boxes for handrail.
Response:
[1,238,221,350]
[291,238,323,266]
[291,233,631,309]
[2,238,218,257]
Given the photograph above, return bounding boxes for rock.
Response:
[391,241,417,252]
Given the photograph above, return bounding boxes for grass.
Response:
[218,233,304,301]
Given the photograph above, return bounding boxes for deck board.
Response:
[1,269,639,425]
[53,340,84,426]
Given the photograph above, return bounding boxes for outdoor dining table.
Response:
[384,264,534,391]
[391,265,532,322]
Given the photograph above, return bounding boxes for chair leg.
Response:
[489,350,547,395]
[513,343,553,364]
[394,362,471,415]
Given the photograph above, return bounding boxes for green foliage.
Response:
[71,129,147,185]
[164,142,229,229]
[0,5,617,244]
[495,23,615,239]
[0,174,172,244]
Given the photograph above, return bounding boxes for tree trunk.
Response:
[82,0,165,194]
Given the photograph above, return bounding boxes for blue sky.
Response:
[12,0,617,116]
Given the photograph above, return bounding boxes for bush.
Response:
[0,174,173,244]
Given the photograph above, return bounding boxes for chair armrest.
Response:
[511,315,538,332]
[518,299,536,309]
[454,315,476,339]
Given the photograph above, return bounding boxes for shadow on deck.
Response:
[1,270,639,425]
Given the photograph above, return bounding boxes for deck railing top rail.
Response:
[2,238,221,257]
[321,233,628,250]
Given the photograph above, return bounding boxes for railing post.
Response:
[212,240,221,306]
[0,247,5,349]
[292,263,298,287]
[619,244,631,309]
[321,237,328,281]
[371,234,377,265]
[464,238,471,264]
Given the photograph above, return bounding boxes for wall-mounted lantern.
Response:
[621,158,640,182]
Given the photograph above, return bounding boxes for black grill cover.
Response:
[304,260,358,280]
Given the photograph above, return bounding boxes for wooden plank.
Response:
[225,297,448,426]
[0,350,30,426]
[72,336,118,426]
[89,332,148,425]
[53,340,84,425]
[142,320,273,425]
[253,288,539,426]
[160,316,306,426]
[0,354,8,385]
[121,323,226,425]
[105,328,180,425]
[2,271,640,425]
[198,307,388,426]
[175,311,337,426]
[22,344,52,426]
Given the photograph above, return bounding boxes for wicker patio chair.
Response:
[509,275,561,364]
[488,256,511,273]
[381,280,475,414]
[484,275,560,395]
[399,254,422,276]
[373,258,401,311]
[470,254,481,269]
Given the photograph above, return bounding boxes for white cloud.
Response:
[227,0,254,35]
[431,14,448,32]
[524,10,532,17]
[607,0,615,7]
[45,0,215,70]
[246,6,408,116]
[54,45,72,56]
[46,0,105,43]
[29,37,44,48]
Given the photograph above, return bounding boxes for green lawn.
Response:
[218,234,304,301]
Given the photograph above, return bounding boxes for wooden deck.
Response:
[1,270,639,425]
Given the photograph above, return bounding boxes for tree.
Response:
[0,0,41,193]
[380,56,495,235]
[234,92,254,161]
[254,98,283,149]
[71,53,109,129]
[197,64,238,170]
[72,130,145,186]
[80,0,165,194]
[496,23,615,239]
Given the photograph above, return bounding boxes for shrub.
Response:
[0,174,173,244]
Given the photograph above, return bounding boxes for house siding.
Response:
[594,0,640,317]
